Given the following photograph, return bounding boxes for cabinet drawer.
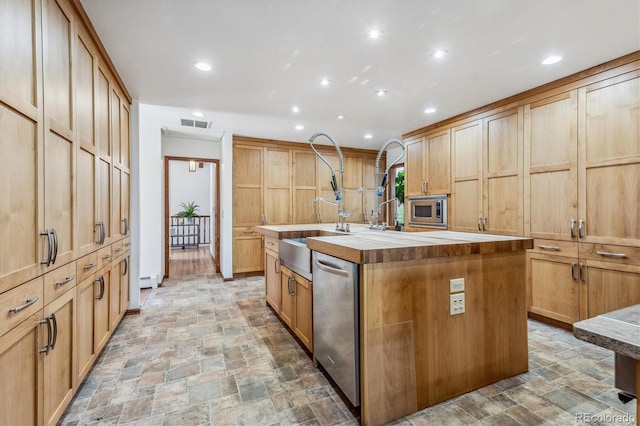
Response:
[0,276,44,337]
[97,246,113,270]
[265,237,279,253]
[528,239,578,256]
[123,237,131,253]
[77,252,99,283]
[44,261,76,305]
[112,240,125,258]
[580,243,640,266]
[233,227,258,237]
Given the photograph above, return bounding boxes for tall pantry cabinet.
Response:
[0,0,131,424]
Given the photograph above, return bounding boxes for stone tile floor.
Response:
[59,274,637,425]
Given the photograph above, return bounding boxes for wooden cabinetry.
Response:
[451,120,483,232]
[264,238,281,312]
[405,129,451,197]
[293,150,318,224]
[279,266,313,351]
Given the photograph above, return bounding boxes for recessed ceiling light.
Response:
[192,111,204,118]
[295,124,304,130]
[431,49,448,59]
[368,29,383,39]
[376,90,387,97]
[424,108,436,114]
[364,134,373,139]
[336,114,345,120]
[194,62,212,71]
[320,78,330,86]
[542,55,562,65]
[292,106,300,113]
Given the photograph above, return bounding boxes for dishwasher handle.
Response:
[314,258,350,277]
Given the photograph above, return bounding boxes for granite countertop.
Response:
[255,224,533,264]
[573,304,640,359]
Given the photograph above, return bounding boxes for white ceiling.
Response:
[79,0,640,150]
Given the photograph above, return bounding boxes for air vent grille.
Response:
[180,118,211,129]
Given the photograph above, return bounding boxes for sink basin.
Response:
[279,238,312,280]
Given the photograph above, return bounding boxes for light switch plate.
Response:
[450,278,465,293]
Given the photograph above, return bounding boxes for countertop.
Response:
[255,224,533,264]
[573,304,640,360]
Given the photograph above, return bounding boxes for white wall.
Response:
[220,132,233,278]
[129,100,141,307]
[169,161,211,217]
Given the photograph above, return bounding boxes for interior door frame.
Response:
[164,156,221,277]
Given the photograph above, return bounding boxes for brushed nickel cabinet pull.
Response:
[40,229,53,266]
[482,217,487,231]
[95,276,105,300]
[51,228,58,264]
[9,296,39,313]
[102,253,112,260]
[478,217,482,231]
[39,317,52,354]
[579,263,585,282]
[538,245,560,251]
[570,218,576,238]
[115,247,124,253]
[55,275,75,287]
[571,262,577,281]
[50,313,58,350]
[83,263,97,270]
[578,219,584,239]
[121,258,128,276]
[596,251,627,258]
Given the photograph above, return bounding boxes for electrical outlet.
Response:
[450,293,465,315]
[450,278,465,293]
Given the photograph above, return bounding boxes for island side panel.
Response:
[360,251,528,425]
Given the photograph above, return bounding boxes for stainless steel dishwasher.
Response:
[312,251,360,407]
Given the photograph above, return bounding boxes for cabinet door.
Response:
[43,0,74,266]
[317,153,340,223]
[579,76,640,246]
[232,235,263,273]
[233,146,263,226]
[483,109,523,235]
[405,138,425,197]
[451,120,483,232]
[264,148,291,225]
[0,311,44,426]
[293,151,317,224]
[528,253,579,324]
[109,258,122,330]
[293,275,312,351]
[426,129,451,195]
[76,275,96,382]
[94,269,110,352]
[120,255,130,313]
[75,31,98,256]
[97,67,112,243]
[265,250,281,311]
[582,261,640,319]
[362,158,383,223]
[343,156,363,222]
[43,288,75,426]
[525,91,578,240]
[279,267,295,328]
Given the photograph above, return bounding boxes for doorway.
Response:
[164,156,220,277]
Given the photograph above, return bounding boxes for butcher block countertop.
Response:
[255,224,533,264]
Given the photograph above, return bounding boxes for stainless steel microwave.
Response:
[408,196,447,228]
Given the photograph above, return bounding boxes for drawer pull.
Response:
[243,229,254,234]
[124,242,131,247]
[115,248,124,253]
[538,244,560,251]
[596,250,627,258]
[83,263,97,270]
[9,296,39,314]
[102,253,112,260]
[55,275,75,287]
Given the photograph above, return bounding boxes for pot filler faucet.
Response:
[309,131,350,232]
[370,138,405,230]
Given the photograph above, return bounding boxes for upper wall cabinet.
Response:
[579,74,639,247]
[405,129,451,197]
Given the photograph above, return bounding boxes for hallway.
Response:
[59,275,636,425]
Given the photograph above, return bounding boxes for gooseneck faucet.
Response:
[309,131,349,232]
[371,138,405,230]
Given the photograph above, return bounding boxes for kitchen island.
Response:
[256,224,533,425]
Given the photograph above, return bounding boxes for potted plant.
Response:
[176,201,200,224]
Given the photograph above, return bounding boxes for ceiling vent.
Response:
[180,118,212,129]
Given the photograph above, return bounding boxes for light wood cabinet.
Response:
[293,151,318,224]
[405,129,451,197]
[264,147,292,225]
[232,230,264,274]
[279,265,313,351]
[109,257,122,330]
[0,311,44,426]
[42,287,75,426]
[76,273,96,382]
[528,253,580,324]
[120,254,130,313]
[451,120,483,232]
[264,247,281,312]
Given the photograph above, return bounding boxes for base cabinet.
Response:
[528,253,580,324]
[265,249,281,312]
[279,266,313,351]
